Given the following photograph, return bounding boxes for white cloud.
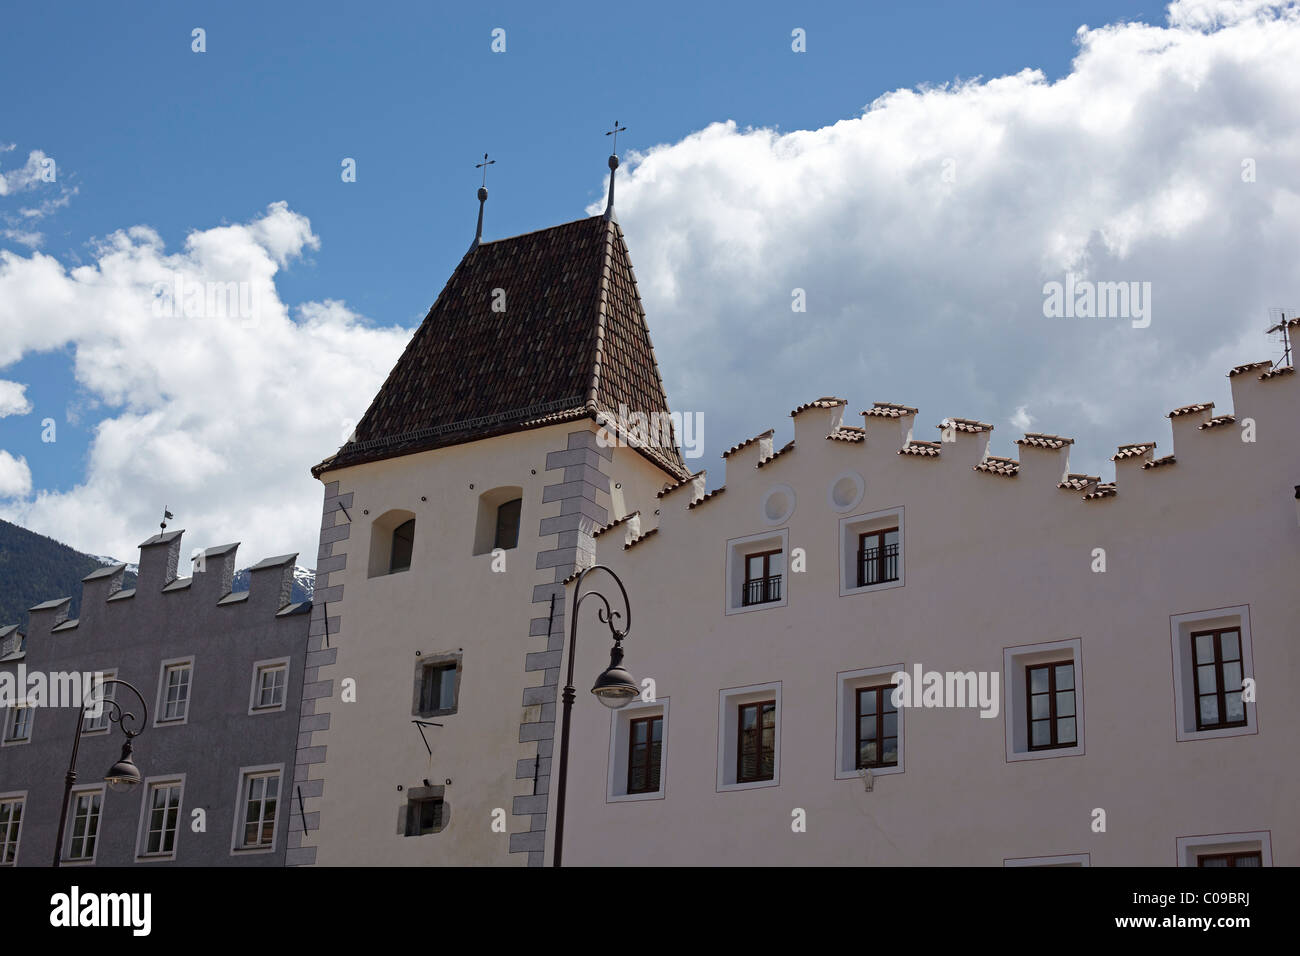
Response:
[0,149,52,197]
[1010,406,1035,431]
[0,380,32,417]
[0,451,32,499]
[0,202,411,565]
[594,0,1300,482]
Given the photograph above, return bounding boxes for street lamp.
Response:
[552,564,639,866]
[53,677,148,866]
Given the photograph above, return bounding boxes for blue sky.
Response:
[4,0,1299,564]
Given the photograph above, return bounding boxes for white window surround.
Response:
[1004,638,1085,762]
[607,697,669,803]
[1,704,33,747]
[134,774,186,862]
[1005,853,1090,867]
[1177,831,1271,867]
[1170,606,1256,742]
[63,784,106,865]
[759,484,796,526]
[82,669,117,735]
[248,657,291,715]
[725,529,789,616]
[230,763,284,855]
[835,664,905,779]
[0,791,26,867]
[839,507,905,597]
[717,682,782,792]
[154,656,194,726]
[828,470,866,513]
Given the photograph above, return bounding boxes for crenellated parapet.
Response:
[0,528,308,639]
[619,354,1300,555]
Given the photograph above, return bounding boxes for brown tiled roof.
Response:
[1168,402,1214,418]
[624,528,659,551]
[974,456,1019,477]
[1083,482,1117,500]
[656,470,704,499]
[722,430,774,459]
[593,512,639,539]
[758,440,796,466]
[1058,474,1099,490]
[791,397,847,416]
[688,487,726,509]
[1112,442,1156,461]
[826,427,864,444]
[938,418,994,434]
[899,441,941,457]
[1016,433,1074,449]
[862,402,918,418]
[1260,365,1295,381]
[313,216,689,480]
[1228,360,1272,377]
[1143,454,1177,469]
[1198,415,1236,430]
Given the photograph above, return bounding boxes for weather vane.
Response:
[160,506,174,532]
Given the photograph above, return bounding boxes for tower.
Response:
[290,166,690,865]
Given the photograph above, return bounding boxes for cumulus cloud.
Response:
[596,0,1300,480]
[0,381,32,417]
[0,202,411,564]
[0,451,32,499]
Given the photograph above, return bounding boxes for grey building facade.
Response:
[0,529,310,867]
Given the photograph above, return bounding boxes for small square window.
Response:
[249,659,290,715]
[413,655,461,718]
[83,671,116,734]
[1005,639,1084,761]
[2,705,32,745]
[1171,607,1256,742]
[406,797,445,836]
[725,531,788,615]
[840,508,905,596]
[0,795,24,866]
[66,787,104,862]
[233,768,281,852]
[718,683,781,791]
[156,658,194,725]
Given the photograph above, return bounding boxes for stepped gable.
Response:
[313,215,689,482]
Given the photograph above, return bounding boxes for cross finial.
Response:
[475,152,495,188]
[603,122,626,221]
[605,121,627,155]
[470,152,494,252]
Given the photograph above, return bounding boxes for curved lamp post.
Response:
[53,677,148,867]
[552,565,640,867]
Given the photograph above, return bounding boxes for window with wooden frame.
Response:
[857,528,900,588]
[2,705,32,744]
[1191,627,1246,731]
[1027,661,1077,751]
[1196,850,1261,867]
[736,700,776,783]
[627,715,663,795]
[418,662,457,715]
[67,789,102,862]
[855,684,899,769]
[742,550,784,607]
[140,780,183,858]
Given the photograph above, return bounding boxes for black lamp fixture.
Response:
[53,677,148,866]
[553,564,640,866]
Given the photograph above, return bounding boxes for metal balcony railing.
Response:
[742,575,783,607]
[857,543,899,588]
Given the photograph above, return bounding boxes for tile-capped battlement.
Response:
[722,430,774,459]
[899,440,941,457]
[791,397,847,417]
[1112,442,1157,461]
[862,402,918,418]
[1169,402,1214,418]
[974,455,1019,477]
[1017,433,1075,449]
[939,418,994,434]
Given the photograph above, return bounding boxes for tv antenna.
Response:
[1266,308,1297,369]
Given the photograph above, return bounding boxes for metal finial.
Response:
[603,122,626,221]
[160,506,173,532]
[471,153,495,250]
